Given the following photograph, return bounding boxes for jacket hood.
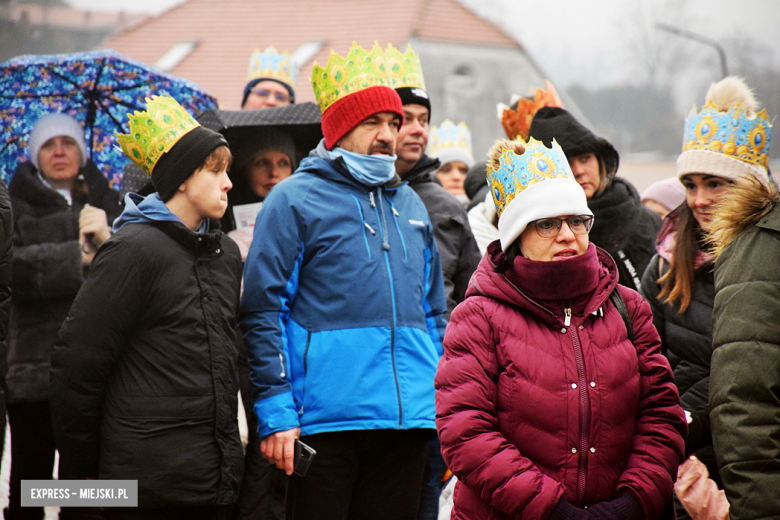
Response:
[299,138,405,190]
[529,107,619,190]
[467,241,619,327]
[114,192,204,232]
[708,176,780,258]
[402,154,440,186]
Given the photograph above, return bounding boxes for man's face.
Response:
[337,111,400,156]
[181,164,233,220]
[243,80,292,110]
[395,104,429,175]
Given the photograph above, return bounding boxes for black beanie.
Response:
[529,107,619,182]
[152,126,228,201]
[396,86,431,116]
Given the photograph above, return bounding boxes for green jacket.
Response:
[711,200,780,520]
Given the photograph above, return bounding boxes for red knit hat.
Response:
[321,86,404,150]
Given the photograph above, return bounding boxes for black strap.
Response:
[609,288,634,344]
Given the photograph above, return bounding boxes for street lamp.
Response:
[656,23,728,78]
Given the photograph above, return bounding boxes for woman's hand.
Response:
[79,204,111,266]
[675,456,729,520]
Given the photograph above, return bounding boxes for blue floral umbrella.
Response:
[0,49,218,189]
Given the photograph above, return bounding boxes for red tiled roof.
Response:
[102,0,521,109]
[10,4,145,29]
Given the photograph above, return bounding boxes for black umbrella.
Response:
[197,102,323,164]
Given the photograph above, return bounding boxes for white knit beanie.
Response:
[28,113,87,170]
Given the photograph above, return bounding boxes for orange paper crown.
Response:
[498,81,563,141]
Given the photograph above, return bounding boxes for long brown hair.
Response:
[656,203,700,313]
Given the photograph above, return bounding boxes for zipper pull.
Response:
[365,223,376,235]
[369,191,376,208]
[564,308,572,327]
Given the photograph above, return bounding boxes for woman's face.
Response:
[567,153,600,199]
[436,161,469,196]
[519,214,590,262]
[246,150,293,198]
[681,173,730,231]
[38,135,81,185]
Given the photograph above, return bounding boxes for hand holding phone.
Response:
[293,439,317,477]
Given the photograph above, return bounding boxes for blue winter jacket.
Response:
[240,141,448,438]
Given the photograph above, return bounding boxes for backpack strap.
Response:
[609,288,634,344]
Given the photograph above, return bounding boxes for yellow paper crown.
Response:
[682,100,773,169]
[428,120,472,156]
[311,41,393,114]
[246,46,297,93]
[116,95,199,175]
[385,43,425,90]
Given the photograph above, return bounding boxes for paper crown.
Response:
[385,43,425,91]
[428,120,472,157]
[311,41,393,114]
[497,81,563,141]
[116,95,199,175]
[682,100,772,170]
[247,46,297,93]
[487,137,574,217]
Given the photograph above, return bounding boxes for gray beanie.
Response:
[231,128,297,175]
[28,113,88,170]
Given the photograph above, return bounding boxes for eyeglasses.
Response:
[250,88,290,103]
[532,215,594,238]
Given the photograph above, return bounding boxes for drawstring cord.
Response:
[376,187,390,251]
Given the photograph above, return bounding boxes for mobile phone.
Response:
[293,439,317,477]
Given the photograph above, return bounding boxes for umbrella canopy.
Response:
[0,49,218,188]
[197,102,323,164]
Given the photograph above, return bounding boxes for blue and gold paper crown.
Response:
[428,120,472,156]
[682,101,772,169]
[487,137,574,217]
[247,46,298,93]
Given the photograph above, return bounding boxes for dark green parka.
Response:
[709,180,780,520]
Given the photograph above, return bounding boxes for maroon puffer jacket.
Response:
[435,242,686,520]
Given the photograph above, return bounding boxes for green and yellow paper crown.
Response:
[487,137,574,217]
[116,95,199,175]
[247,46,297,93]
[384,43,425,90]
[311,41,393,114]
[682,100,773,169]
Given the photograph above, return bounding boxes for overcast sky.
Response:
[66,0,780,102]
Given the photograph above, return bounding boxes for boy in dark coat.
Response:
[50,96,244,520]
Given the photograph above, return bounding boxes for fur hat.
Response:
[28,113,87,170]
[678,77,773,188]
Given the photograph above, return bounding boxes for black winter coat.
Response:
[7,161,121,403]
[641,253,718,486]
[589,177,661,291]
[404,154,481,316]
[0,180,13,396]
[51,218,244,508]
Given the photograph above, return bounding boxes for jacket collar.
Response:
[401,154,441,187]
